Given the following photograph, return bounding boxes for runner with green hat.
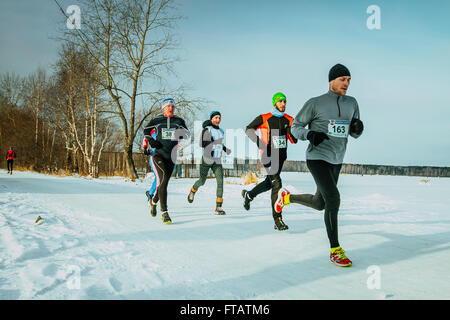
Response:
[272,92,286,106]
[242,92,297,231]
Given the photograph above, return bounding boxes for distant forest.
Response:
[283,161,450,178]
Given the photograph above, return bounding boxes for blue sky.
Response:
[1,0,449,166]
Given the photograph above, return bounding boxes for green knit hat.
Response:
[272,92,286,106]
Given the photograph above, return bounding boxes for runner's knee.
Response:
[324,191,340,210]
[312,198,325,211]
[270,175,282,190]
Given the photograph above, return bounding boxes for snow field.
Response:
[0,170,449,299]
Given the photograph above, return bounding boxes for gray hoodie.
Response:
[291,90,362,164]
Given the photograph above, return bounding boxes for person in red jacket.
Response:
[6,147,16,175]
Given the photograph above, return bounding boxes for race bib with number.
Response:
[161,128,176,140]
[272,135,287,149]
[212,144,223,157]
[328,120,350,138]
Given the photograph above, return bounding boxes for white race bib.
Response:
[212,144,223,158]
[161,128,176,140]
[328,120,350,138]
[272,135,287,149]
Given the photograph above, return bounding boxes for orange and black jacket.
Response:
[6,150,16,160]
[245,112,297,162]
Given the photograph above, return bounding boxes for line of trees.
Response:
[1,0,204,179]
[0,51,120,176]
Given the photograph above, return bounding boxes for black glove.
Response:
[143,147,151,155]
[148,138,163,149]
[307,131,329,146]
[350,118,364,135]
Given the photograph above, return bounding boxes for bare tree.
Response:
[1,71,68,172]
[53,44,113,177]
[77,53,111,177]
[0,72,24,131]
[21,68,49,168]
[55,0,203,179]
[0,72,23,107]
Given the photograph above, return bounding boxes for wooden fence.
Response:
[98,153,449,178]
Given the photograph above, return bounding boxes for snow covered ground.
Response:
[0,169,449,300]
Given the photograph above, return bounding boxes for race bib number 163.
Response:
[328,120,350,138]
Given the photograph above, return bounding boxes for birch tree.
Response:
[56,0,201,179]
[54,44,112,177]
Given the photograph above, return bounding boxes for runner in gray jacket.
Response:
[187,111,231,215]
[274,64,364,267]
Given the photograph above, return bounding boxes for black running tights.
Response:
[248,160,284,219]
[150,154,175,212]
[290,160,342,248]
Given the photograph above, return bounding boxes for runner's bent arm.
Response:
[176,118,190,140]
[200,127,213,148]
[287,126,298,144]
[291,98,315,141]
[245,115,264,149]
[143,119,162,149]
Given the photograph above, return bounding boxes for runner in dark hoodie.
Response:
[143,98,190,224]
[187,111,231,215]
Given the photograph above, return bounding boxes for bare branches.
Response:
[53,0,188,178]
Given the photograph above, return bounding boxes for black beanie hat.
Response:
[328,64,351,82]
[210,111,221,119]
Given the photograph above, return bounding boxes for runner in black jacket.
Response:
[143,98,189,224]
[242,92,297,230]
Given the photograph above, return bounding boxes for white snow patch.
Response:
[0,169,449,299]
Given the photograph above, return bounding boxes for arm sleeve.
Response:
[245,115,264,147]
[291,98,316,141]
[200,128,213,148]
[179,119,188,130]
[287,126,298,144]
[143,119,156,138]
[178,119,190,139]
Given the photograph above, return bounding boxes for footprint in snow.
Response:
[109,277,122,292]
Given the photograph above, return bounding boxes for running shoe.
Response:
[274,188,290,213]
[162,211,172,224]
[330,247,352,267]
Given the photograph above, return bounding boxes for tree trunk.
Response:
[124,141,138,180]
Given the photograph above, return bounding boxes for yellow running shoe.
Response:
[162,211,172,224]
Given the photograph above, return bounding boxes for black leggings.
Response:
[290,160,342,248]
[150,154,175,212]
[7,160,14,172]
[193,159,224,199]
[248,159,285,219]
